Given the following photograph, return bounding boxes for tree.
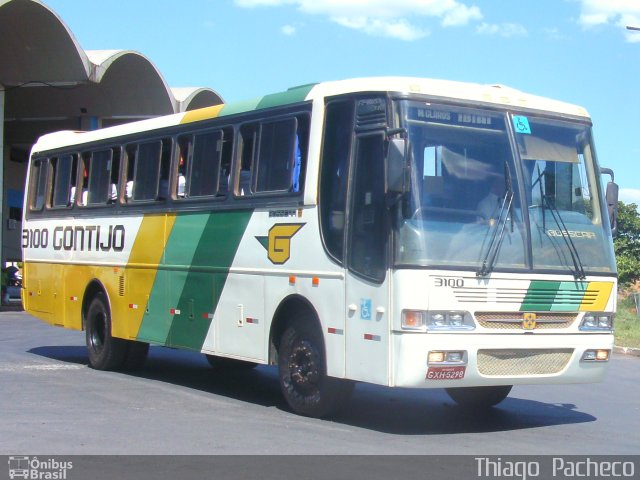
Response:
[613,201,640,287]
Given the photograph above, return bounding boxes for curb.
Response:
[614,345,640,357]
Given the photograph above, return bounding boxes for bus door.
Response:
[344,132,390,385]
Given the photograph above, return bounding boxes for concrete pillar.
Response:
[0,88,5,267]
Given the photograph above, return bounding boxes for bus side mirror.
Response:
[387,138,406,194]
[601,167,618,236]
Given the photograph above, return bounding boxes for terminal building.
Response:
[0,0,222,264]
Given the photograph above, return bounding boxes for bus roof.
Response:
[32,76,590,153]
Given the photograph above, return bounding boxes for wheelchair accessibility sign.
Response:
[360,298,372,320]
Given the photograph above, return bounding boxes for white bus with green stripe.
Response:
[22,77,619,417]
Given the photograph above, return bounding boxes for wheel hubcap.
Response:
[289,339,320,393]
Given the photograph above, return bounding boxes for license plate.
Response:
[426,366,466,380]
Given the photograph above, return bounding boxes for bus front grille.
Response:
[475,312,577,330]
[477,349,573,376]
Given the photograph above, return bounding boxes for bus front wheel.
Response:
[278,320,353,418]
[445,385,512,409]
[85,292,128,370]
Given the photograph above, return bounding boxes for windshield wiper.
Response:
[477,163,514,278]
[541,194,587,280]
[531,166,586,280]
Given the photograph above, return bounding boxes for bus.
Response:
[22,77,619,418]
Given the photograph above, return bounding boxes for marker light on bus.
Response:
[428,350,466,364]
[580,313,614,331]
[401,310,475,331]
[581,349,610,362]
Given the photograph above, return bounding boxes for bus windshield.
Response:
[394,101,616,275]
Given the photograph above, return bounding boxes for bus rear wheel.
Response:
[445,385,512,409]
[278,320,353,418]
[85,292,128,370]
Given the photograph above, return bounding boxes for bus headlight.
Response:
[580,313,614,331]
[401,310,475,331]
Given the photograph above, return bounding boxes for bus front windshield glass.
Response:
[516,116,615,274]
[394,101,616,275]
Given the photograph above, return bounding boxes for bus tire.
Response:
[85,292,128,371]
[278,320,353,418]
[445,385,512,409]
[122,340,150,371]
[205,354,257,371]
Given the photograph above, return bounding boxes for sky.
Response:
[43,0,640,203]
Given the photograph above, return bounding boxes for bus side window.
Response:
[109,148,121,203]
[125,145,136,201]
[189,130,222,198]
[29,158,49,211]
[78,154,89,206]
[255,118,297,193]
[50,154,77,208]
[237,124,257,196]
[158,139,172,200]
[127,141,162,202]
[86,149,113,206]
[319,100,355,263]
[292,115,309,193]
[176,136,190,198]
[217,127,234,197]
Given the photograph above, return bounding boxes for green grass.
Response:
[615,294,640,349]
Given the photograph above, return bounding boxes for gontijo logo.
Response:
[256,223,305,264]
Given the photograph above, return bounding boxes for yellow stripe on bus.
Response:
[580,281,614,311]
[115,214,176,339]
[180,104,224,125]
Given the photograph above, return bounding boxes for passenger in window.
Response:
[109,184,117,203]
[177,150,186,198]
[291,136,301,193]
[80,165,89,206]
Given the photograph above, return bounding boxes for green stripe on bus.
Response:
[256,84,316,110]
[136,213,210,344]
[520,281,561,311]
[520,281,589,311]
[552,281,588,312]
[218,84,316,117]
[167,210,253,350]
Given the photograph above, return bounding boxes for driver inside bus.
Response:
[477,174,505,223]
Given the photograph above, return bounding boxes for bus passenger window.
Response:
[189,131,222,197]
[127,141,161,202]
[217,128,233,197]
[29,159,49,211]
[177,137,190,198]
[255,119,296,193]
[50,154,77,208]
[86,149,113,206]
[109,148,121,203]
[238,124,256,196]
[158,140,171,200]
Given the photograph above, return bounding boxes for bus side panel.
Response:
[128,214,175,343]
[135,210,253,350]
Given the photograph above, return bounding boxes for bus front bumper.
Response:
[391,331,614,388]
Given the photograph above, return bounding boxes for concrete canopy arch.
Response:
[0,0,222,264]
[0,0,91,86]
[172,87,225,112]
